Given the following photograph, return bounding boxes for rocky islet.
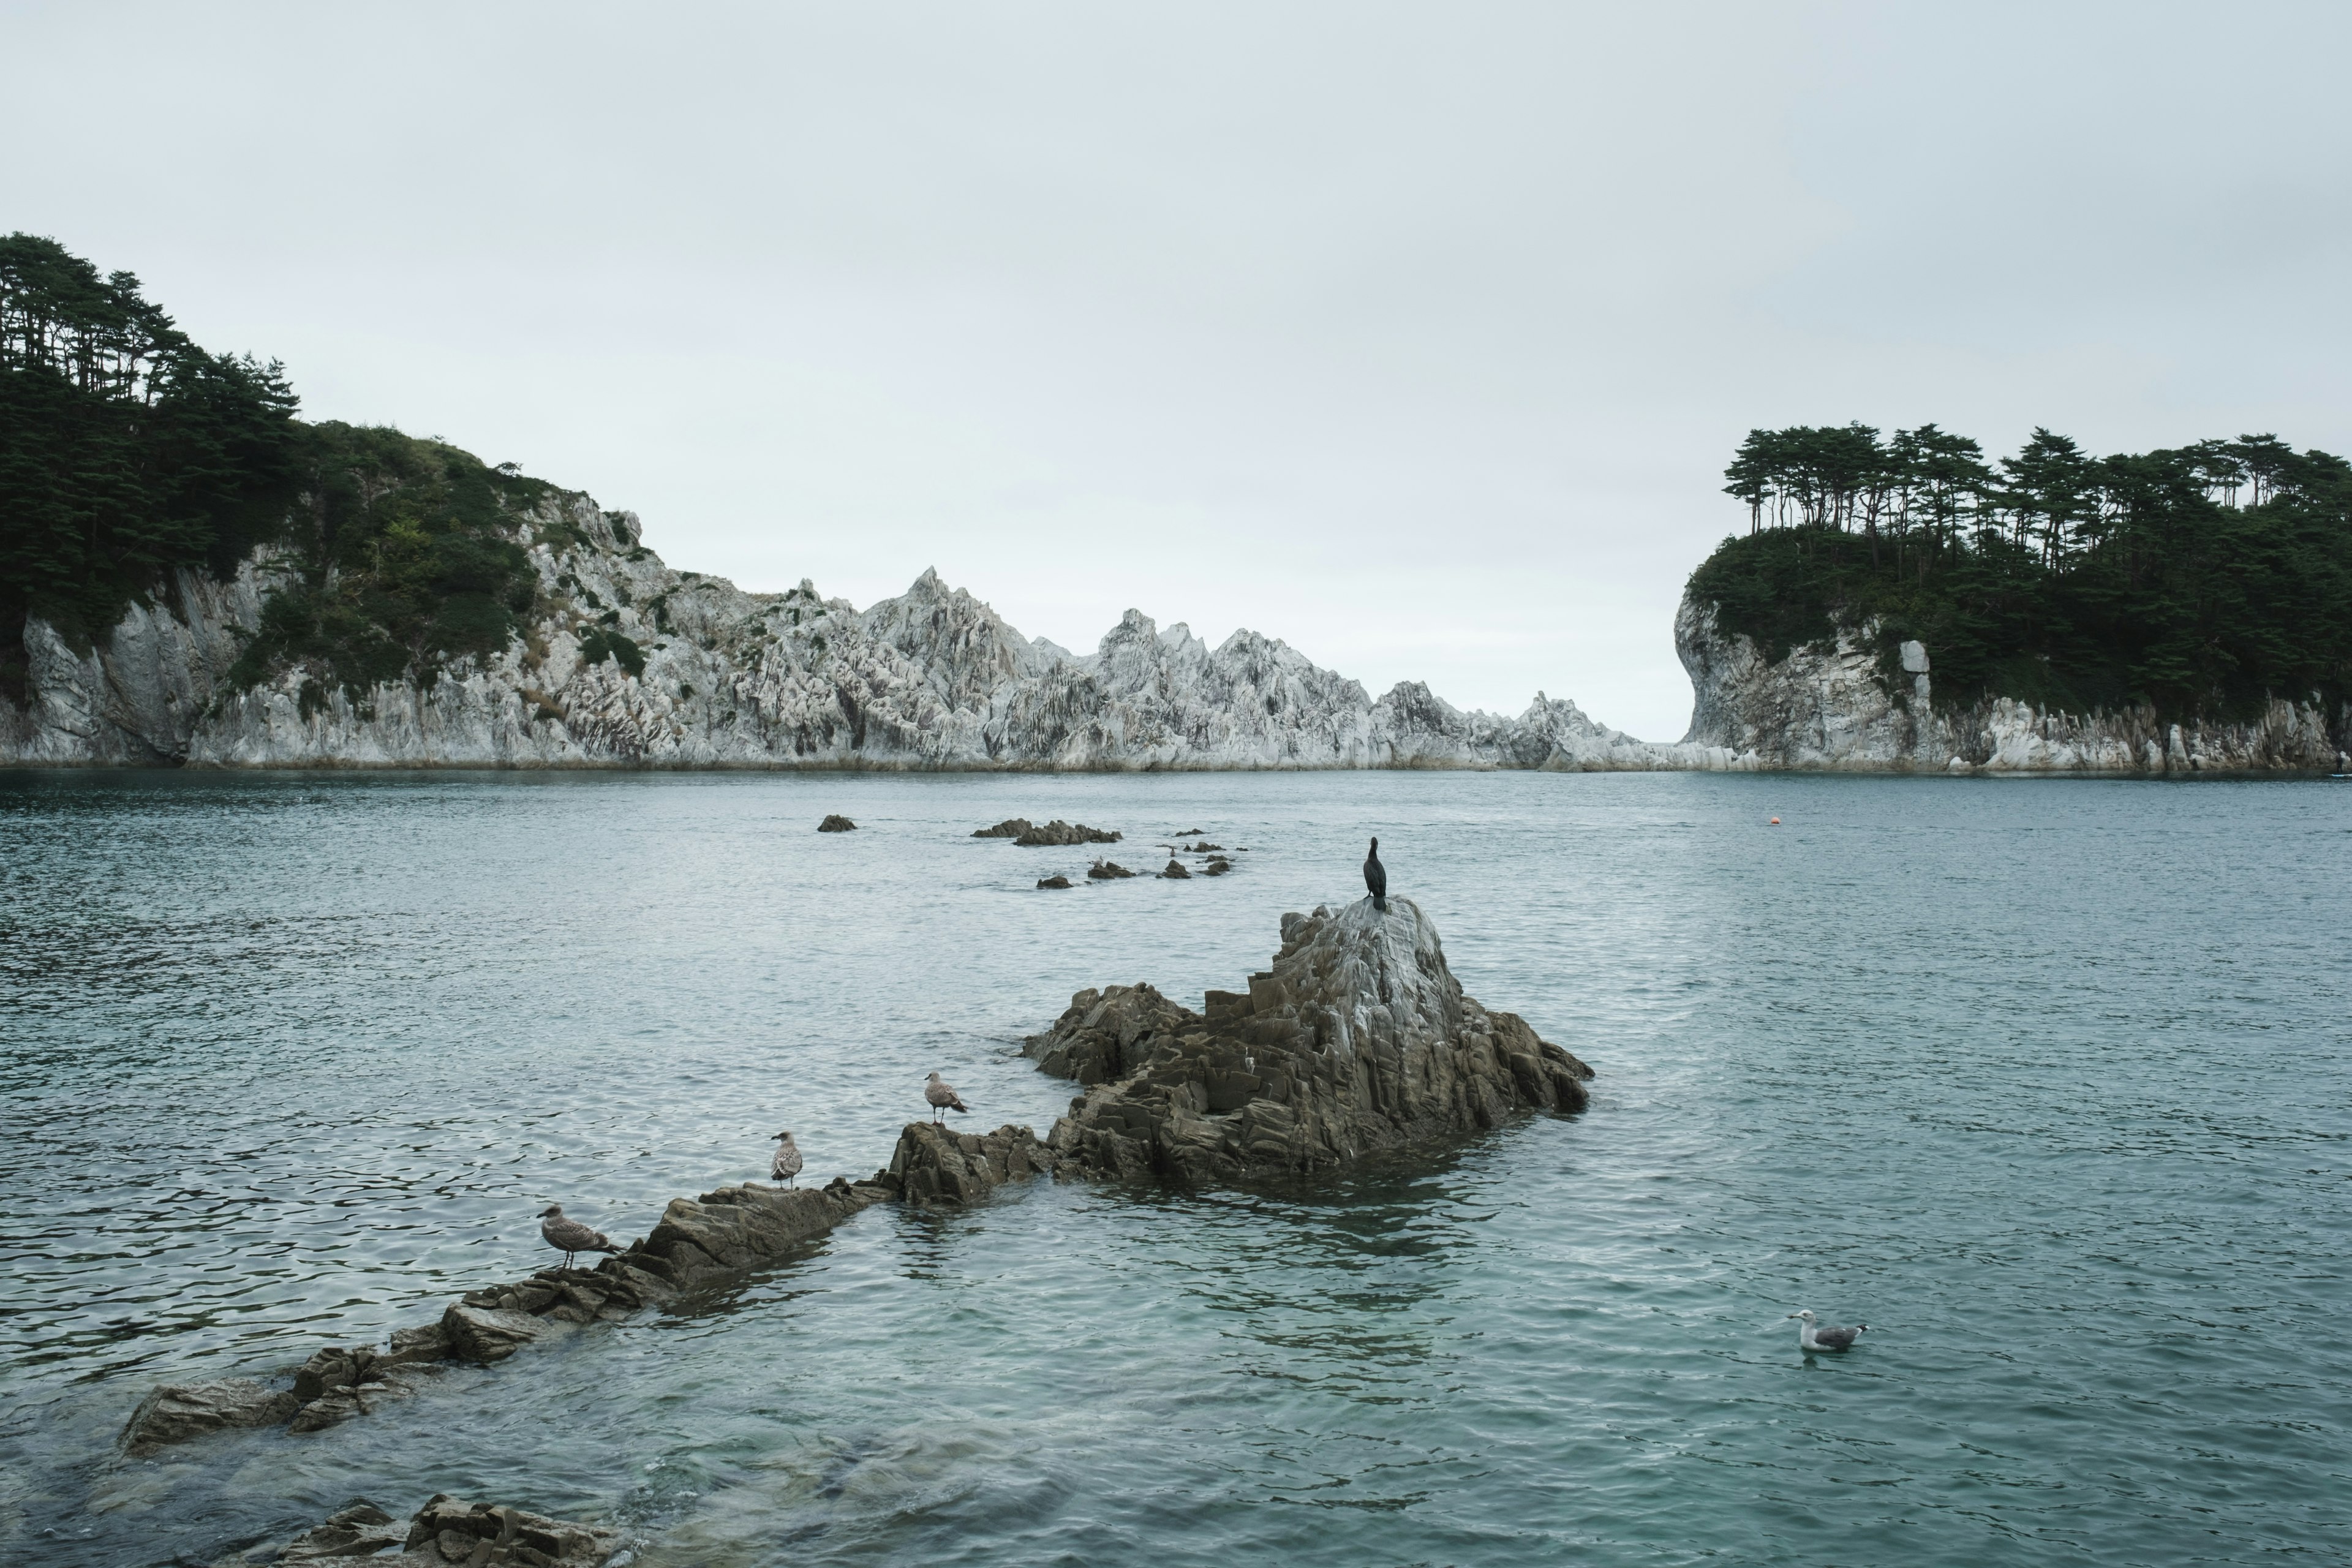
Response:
[1031,898,1591,1182]
[122,898,1585,1466]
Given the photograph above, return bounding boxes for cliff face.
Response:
[0,486,1717,771]
[1675,594,2350,774]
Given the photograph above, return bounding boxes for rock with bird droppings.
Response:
[1028,898,1591,1182]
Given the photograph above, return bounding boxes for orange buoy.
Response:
[1769,817,1781,825]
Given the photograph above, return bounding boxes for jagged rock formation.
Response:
[1676,596,2351,774]
[1012,819,1121,845]
[1028,897,1591,1182]
[0,479,1714,770]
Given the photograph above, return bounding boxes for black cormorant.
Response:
[1364,837,1387,912]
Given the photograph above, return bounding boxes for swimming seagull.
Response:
[1363,836,1387,913]
[924,1071,970,1123]
[537,1205,621,1272]
[771,1131,803,1188]
[1789,1310,1868,1351]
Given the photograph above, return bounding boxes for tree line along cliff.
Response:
[1695,421,2352,726]
[1,233,572,715]
[8,235,2343,772]
[2,236,1690,771]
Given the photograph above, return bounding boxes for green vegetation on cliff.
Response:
[1692,424,2352,722]
[1,235,544,702]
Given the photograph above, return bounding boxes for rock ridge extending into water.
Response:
[119,903,1581,1463]
[122,1177,894,1456]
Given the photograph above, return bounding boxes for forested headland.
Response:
[1687,423,2352,723]
[0,235,548,705]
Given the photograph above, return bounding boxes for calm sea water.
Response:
[1,768,2347,1567]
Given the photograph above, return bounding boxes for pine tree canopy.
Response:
[1692,423,2352,722]
[2,234,545,704]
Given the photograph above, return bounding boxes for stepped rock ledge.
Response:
[1028,896,1592,1180]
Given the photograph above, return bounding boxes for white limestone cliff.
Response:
[1674,595,2349,775]
[7,476,2339,774]
[0,487,1720,771]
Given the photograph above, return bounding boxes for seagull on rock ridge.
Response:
[1788,1310,1868,1351]
[1363,837,1388,913]
[771,1130,803,1188]
[537,1205,621,1272]
[925,1071,970,1123]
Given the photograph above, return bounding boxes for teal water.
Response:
[1,769,2347,1566]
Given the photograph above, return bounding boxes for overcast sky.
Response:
[7,2,2348,739]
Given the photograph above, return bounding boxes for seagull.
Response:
[1363,836,1387,913]
[537,1205,621,1272]
[1788,1310,1868,1351]
[771,1130,803,1187]
[924,1071,970,1124]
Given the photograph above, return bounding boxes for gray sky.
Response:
[7,1,2348,739]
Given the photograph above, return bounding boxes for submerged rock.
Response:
[817,814,857,832]
[1029,897,1591,1182]
[1086,859,1135,880]
[1014,819,1120,846]
[1201,856,1232,876]
[1036,874,1073,889]
[879,1122,1054,1207]
[121,1379,300,1454]
[973,817,1034,837]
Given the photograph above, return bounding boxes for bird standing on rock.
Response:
[925,1071,970,1123]
[537,1205,620,1272]
[1364,837,1388,913]
[771,1131,803,1188]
